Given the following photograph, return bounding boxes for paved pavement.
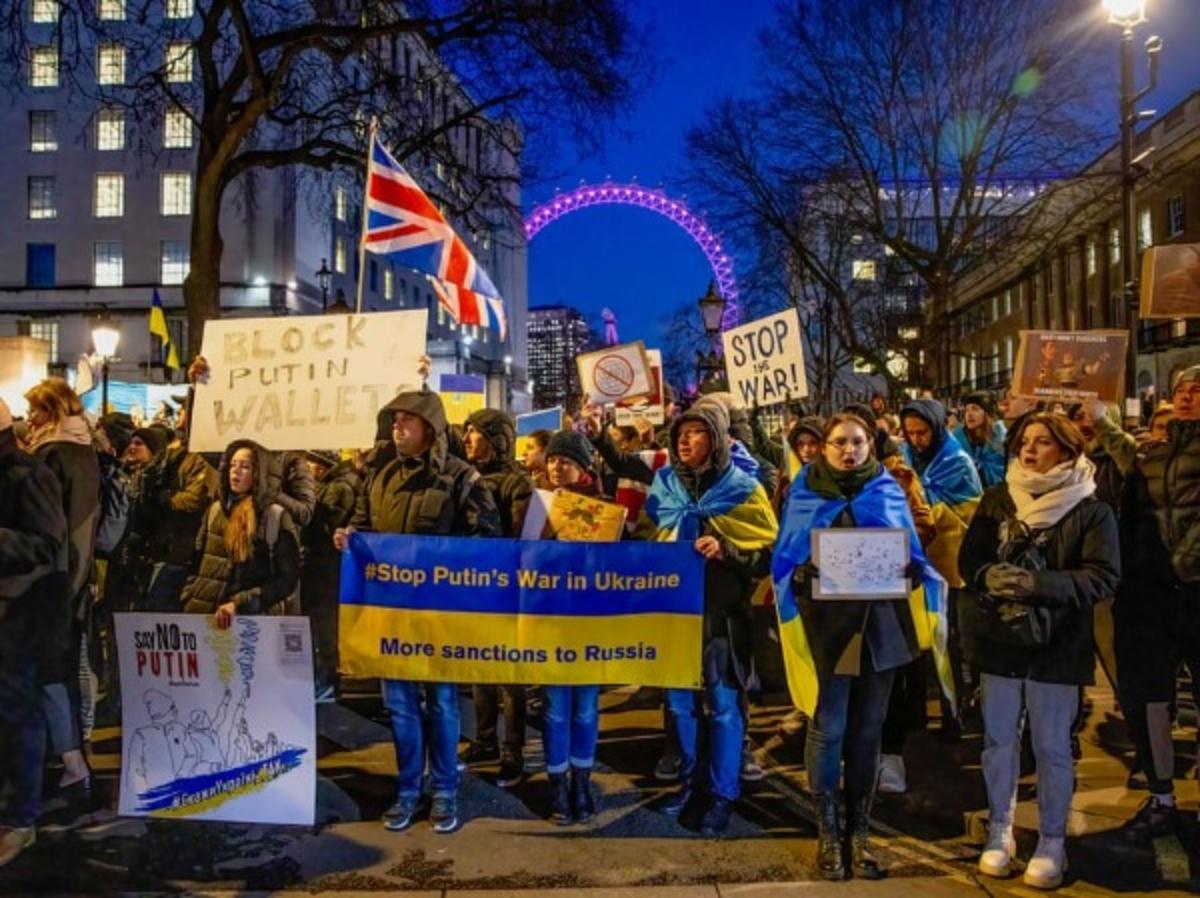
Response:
[1,675,1197,896]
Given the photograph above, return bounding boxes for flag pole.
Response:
[355,118,378,314]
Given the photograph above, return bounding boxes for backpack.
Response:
[203,501,301,615]
[94,457,130,557]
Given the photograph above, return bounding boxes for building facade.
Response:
[935,90,1200,402]
[527,304,593,410]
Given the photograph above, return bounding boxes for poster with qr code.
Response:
[114,613,316,824]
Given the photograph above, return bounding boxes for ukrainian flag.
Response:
[901,436,982,587]
[149,288,180,370]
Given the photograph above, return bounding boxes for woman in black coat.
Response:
[959,413,1118,890]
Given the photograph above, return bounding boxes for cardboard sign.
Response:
[615,349,665,425]
[520,489,628,542]
[440,373,486,426]
[576,341,654,404]
[1012,329,1128,403]
[1141,243,1200,319]
[115,613,316,825]
[189,311,427,452]
[722,309,808,408]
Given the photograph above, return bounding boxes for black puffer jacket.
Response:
[465,408,532,537]
[960,485,1120,685]
[1120,417,1200,586]
[180,440,300,615]
[354,390,501,538]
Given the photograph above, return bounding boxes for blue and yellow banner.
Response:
[339,534,704,688]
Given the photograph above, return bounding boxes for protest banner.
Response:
[339,533,704,688]
[440,373,487,425]
[188,310,427,452]
[520,489,628,542]
[515,407,563,460]
[576,340,655,404]
[1141,243,1200,318]
[722,309,808,408]
[1012,329,1128,403]
[114,613,316,825]
[615,348,665,425]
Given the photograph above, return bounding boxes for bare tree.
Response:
[1,0,643,353]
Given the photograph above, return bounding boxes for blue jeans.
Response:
[806,667,895,796]
[666,673,744,802]
[543,685,599,774]
[382,679,460,798]
[0,650,45,827]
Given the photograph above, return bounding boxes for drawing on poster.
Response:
[812,528,909,599]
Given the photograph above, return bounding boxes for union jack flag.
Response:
[362,131,507,339]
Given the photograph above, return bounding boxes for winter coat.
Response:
[353,390,501,539]
[1120,417,1200,586]
[465,408,533,538]
[128,446,218,568]
[1089,407,1137,512]
[959,484,1120,686]
[301,459,362,608]
[0,428,69,677]
[268,451,317,527]
[179,440,301,616]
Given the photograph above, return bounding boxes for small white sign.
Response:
[615,348,665,425]
[812,528,910,600]
[576,340,654,405]
[722,309,807,408]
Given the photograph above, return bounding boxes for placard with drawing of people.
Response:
[1012,330,1129,404]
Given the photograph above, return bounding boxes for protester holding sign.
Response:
[644,401,778,836]
[959,413,1118,889]
[333,389,501,835]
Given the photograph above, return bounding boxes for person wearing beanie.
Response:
[461,409,533,787]
[545,430,595,476]
[124,426,170,471]
[953,392,1007,489]
[0,398,68,867]
[97,411,136,459]
[1115,363,1200,843]
[334,389,500,836]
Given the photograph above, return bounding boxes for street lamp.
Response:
[695,281,727,390]
[1102,0,1160,417]
[91,308,120,413]
[316,257,332,312]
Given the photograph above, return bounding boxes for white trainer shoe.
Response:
[877,753,907,794]
[978,821,1016,878]
[1024,834,1066,890]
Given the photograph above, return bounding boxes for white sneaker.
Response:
[877,754,907,794]
[978,821,1016,878]
[1024,835,1066,890]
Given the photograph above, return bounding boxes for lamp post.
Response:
[91,308,120,413]
[316,257,332,312]
[1102,0,1161,417]
[696,281,727,390]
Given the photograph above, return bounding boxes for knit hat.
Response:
[1173,365,1200,391]
[545,430,594,472]
[841,402,877,429]
[790,415,824,444]
[99,411,136,456]
[0,398,11,433]
[131,425,169,456]
[960,390,996,418]
[304,449,340,469]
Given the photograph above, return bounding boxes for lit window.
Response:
[28,177,56,219]
[1086,241,1096,276]
[163,108,192,148]
[31,0,58,23]
[1167,194,1185,237]
[94,242,124,286]
[852,259,876,281]
[98,44,125,85]
[437,304,446,326]
[165,41,192,82]
[161,172,191,215]
[1003,288,1012,316]
[166,0,193,18]
[1138,208,1152,250]
[160,240,190,284]
[94,173,124,218]
[1110,225,1121,264]
[29,110,56,152]
[384,267,394,299]
[99,0,124,20]
[334,237,347,273]
[96,107,125,150]
[30,47,58,87]
[27,321,59,360]
[335,186,347,222]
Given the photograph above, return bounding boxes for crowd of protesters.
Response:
[1,358,1198,893]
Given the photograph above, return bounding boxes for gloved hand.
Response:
[983,563,1036,599]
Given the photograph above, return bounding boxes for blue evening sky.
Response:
[525,1,1200,348]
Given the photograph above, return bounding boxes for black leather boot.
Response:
[847,793,887,880]
[548,773,572,825]
[570,767,596,823]
[816,792,845,881]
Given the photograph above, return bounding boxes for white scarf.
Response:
[1004,454,1096,533]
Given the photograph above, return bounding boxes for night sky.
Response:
[525,0,1200,349]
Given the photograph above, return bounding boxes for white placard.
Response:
[722,309,808,408]
[115,613,316,825]
[812,528,910,599]
[576,340,654,404]
[615,349,665,425]
[189,310,427,452]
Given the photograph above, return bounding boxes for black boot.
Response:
[548,773,572,826]
[816,793,845,881]
[570,767,596,823]
[847,793,887,880]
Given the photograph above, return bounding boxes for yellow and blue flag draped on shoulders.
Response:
[769,469,953,717]
[902,436,982,588]
[644,462,778,551]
